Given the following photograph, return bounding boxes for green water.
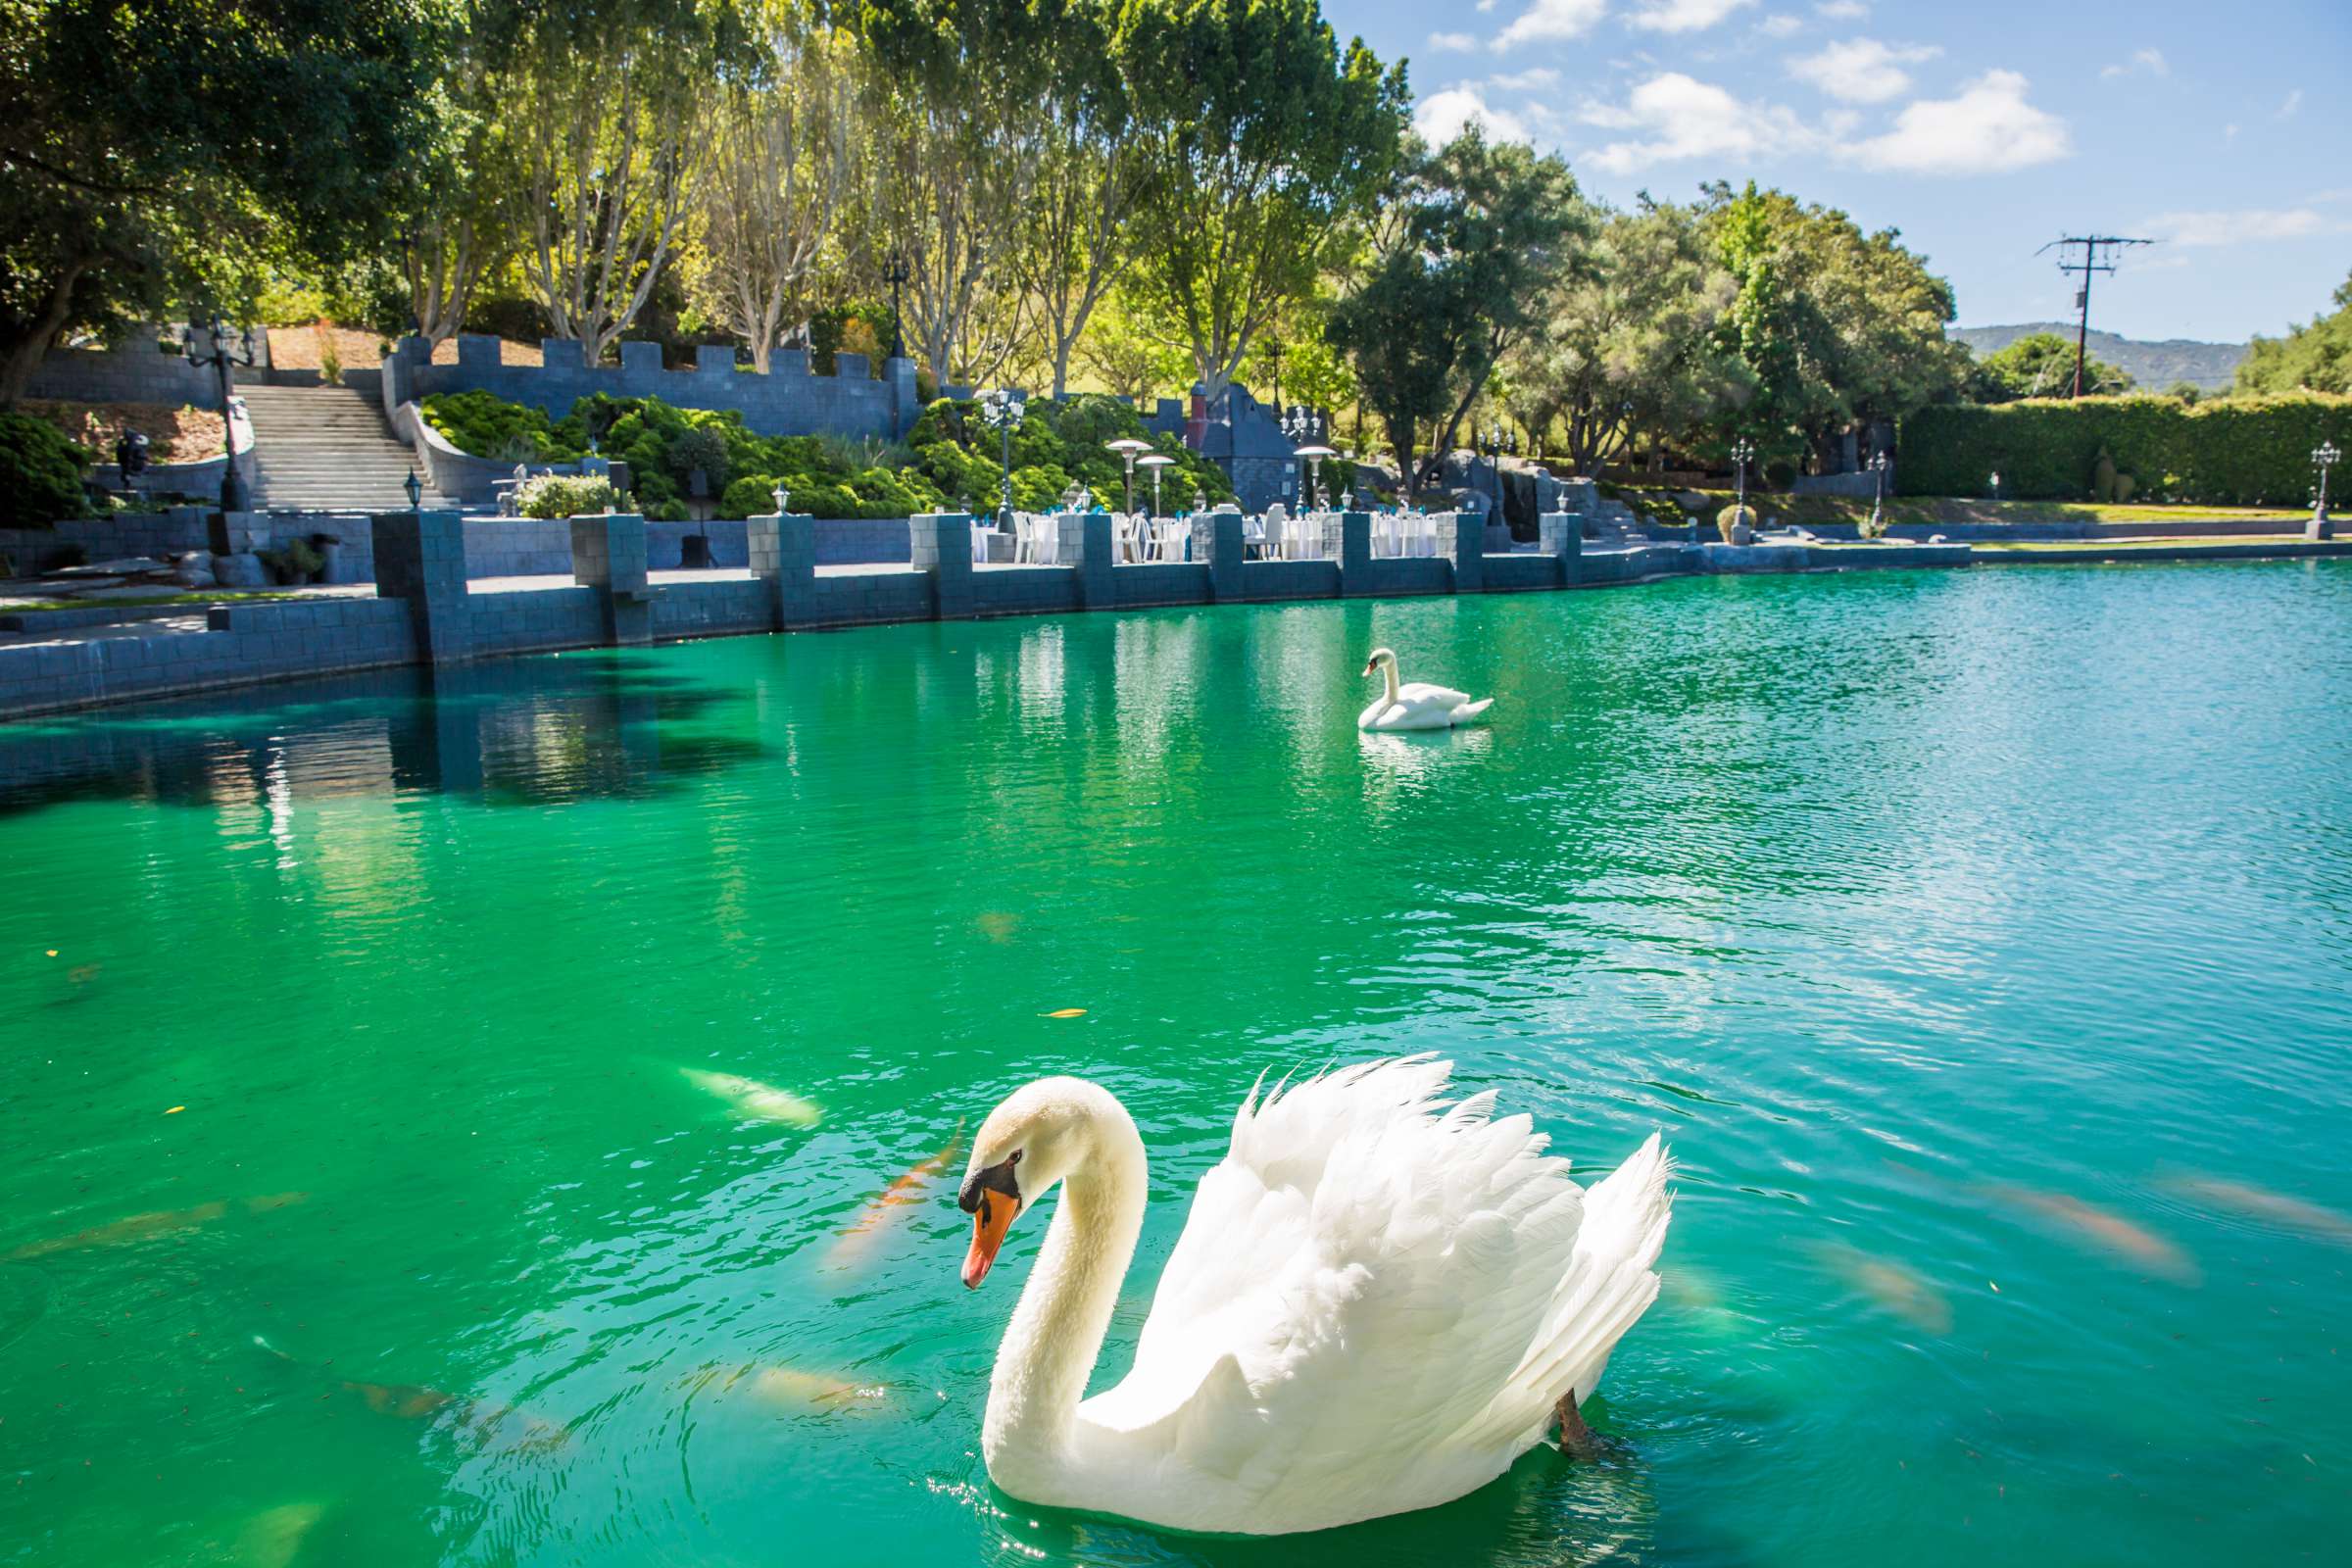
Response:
[3,562,2348,1566]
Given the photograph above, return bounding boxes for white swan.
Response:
[1357,647,1492,731]
[956,1056,1672,1536]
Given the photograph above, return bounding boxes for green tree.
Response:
[1703,181,1965,467]
[688,14,853,371]
[1012,1,1145,397]
[1967,331,2133,402]
[1117,0,1405,407]
[500,0,740,363]
[2234,270,2352,396]
[848,0,1057,384]
[399,4,522,343]
[1325,128,1584,498]
[0,0,440,405]
[1501,198,1747,476]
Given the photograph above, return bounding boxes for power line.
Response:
[2035,235,2153,398]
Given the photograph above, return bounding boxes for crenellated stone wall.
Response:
[382,335,930,442]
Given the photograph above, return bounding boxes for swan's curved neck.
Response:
[984,1093,1148,1481]
[1380,659,1400,705]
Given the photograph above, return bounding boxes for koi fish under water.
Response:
[5,1192,306,1260]
[2165,1175,2352,1247]
[1813,1240,1954,1334]
[255,1336,568,1452]
[1988,1186,2200,1283]
[828,1121,967,1267]
[679,1067,821,1127]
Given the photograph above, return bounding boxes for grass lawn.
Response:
[1620,488,2307,528]
[1967,535,2322,552]
[0,590,317,614]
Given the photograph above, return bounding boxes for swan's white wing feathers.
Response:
[1396,680,1472,709]
[1084,1058,1606,1526]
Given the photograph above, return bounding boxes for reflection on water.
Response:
[0,651,767,816]
[2,564,2349,1568]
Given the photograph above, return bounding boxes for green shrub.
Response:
[1715,503,1756,541]
[668,424,731,494]
[906,393,1231,518]
[0,412,93,527]
[419,390,590,462]
[514,473,617,518]
[1896,395,2352,505]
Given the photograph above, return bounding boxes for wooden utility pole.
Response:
[2036,236,2151,397]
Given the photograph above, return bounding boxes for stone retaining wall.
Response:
[0,508,2001,721]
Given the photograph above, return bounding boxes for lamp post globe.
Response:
[1105,437,1153,515]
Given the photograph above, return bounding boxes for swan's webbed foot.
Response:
[1554,1391,1598,1459]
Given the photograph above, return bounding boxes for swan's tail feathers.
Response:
[1450,698,1494,725]
[1463,1133,1673,1449]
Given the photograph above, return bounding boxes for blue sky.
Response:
[1332,0,2351,343]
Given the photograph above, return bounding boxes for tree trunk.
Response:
[0,256,90,409]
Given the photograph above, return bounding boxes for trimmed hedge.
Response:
[1896,395,2352,506]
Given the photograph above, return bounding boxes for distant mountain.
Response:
[1950,323,2249,393]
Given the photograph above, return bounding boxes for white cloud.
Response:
[1849,70,2070,174]
[1416,85,1535,146]
[2276,88,2302,119]
[2142,207,2344,247]
[1758,13,1801,36]
[1815,0,1867,16]
[1495,0,1608,48]
[2100,47,2168,79]
[1489,67,1563,90]
[1788,37,1940,103]
[1478,0,1499,10]
[1579,72,1821,173]
[1428,30,1479,52]
[1628,0,1753,31]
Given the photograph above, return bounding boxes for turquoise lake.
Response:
[1,560,2346,1565]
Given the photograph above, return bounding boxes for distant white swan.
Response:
[1357,647,1492,731]
[955,1057,1674,1535]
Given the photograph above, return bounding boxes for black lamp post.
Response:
[184,318,256,512]
[1485,422,1506,520]
[1866,450,1889,536]
[979,387,1027,528]
[404,470,422,515]
[881,248,911,360]
[1730,437,1755,517]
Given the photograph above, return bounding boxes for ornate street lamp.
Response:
[1138,453,1176,515]
[1866,451,1889,536]
[772,481,792,516]
[1730,437,1756,517]
[183,318,256,512]
[404,470,422,515]
[1105,436,1153,514]
[978,387,1027,528]
[881,248,911,360]
[1485,422,1507,519]
[2314,440,2340,539]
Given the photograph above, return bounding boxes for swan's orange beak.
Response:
[961,1188,1020,1289]
[1361,658,1377,676]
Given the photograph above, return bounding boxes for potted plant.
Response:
[1715,503,1755,545]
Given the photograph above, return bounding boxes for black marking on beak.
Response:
[957,1152,1022,1212]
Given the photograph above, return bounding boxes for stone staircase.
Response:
[239,384,453,514]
